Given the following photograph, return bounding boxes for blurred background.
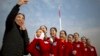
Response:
[0,0,100,56]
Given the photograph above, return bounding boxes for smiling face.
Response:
[36,29,43,37]
[68,34,74,42]
[50,27,57,37]
[81,37,87,44]
[74,33,79,41]
[15,13,25,27]
[60,30,67,40]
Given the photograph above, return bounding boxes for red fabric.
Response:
[83,46,90,56]
[58,39,67,56]
[65,42,73,56]
[38,38,51,56]
[27,39,40,56]
[27,38,51,56]
[88,46,97,56]
[50,37,59,56]
[72,41,84,56]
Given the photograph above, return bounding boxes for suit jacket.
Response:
[27,38,51,56]
[72,41,84,56]
[58,39,67,56]
[27,38,41,56]
[88,46,97,56]
[65,42,73,56]
[50,37,59,56]
[1,4,29,56]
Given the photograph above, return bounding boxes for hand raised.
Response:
[18,0,28,5]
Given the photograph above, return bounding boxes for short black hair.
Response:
[40,25,47,30]
[68,34,74,38]
[74,32,79,36]
[17,13,25,19]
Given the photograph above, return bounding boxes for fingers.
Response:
[23,0,28,4]
[24,0,28,4]
[18,0,28,5]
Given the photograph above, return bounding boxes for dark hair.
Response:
[36,29,42,33]
[81,36,87,40]
[17,13,25,19]
[74,32,79,36]
[86,38,92,47]
[68,34,74,38]
[50,27,57,32]
[40,25,47,30]
[60,30,67,36]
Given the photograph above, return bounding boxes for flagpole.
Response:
[58,0,62,30]
[59,17,62,30]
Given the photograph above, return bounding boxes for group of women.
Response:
[0,0,97,56]
[27,25,97,56]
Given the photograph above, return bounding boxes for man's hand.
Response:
[20,24,26,30]
[18,0,28,5]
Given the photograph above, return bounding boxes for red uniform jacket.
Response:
[65,42,73,56]
[83,46,90,56]
[58,39,67,56]
[27,38,51,56]
[72,41,84,56]
[27,38,40,56]
[88,46,97,56]
[50,37,59,56]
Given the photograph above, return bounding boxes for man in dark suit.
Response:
[0,0,29,56]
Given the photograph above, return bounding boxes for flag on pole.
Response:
[58,2,62,30]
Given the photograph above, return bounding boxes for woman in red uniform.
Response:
[81,36,90,56]
[39,25,50,42]
[66,34,74,56]
[72,32,84,56]
[58,30,67,56]
[39,25,47,39]
[68,34,74,44]
[39,25,51,56]
[49,27,59,56]
[86,39,97,56]
[27,29,51,56]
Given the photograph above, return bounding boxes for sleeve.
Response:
[22,30,29,55]
[38,39,49,51]
[27,39,40,56]
[6,4,20,31]
[64,43,69,56]
[58,40,62,56]
[94,47,97,56]
[80,42,84,56]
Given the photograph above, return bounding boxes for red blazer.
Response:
[27,38,40,56]
[88,46,97,56]
[83,46,90,56]
[65,42,73,56]
[72,41,84,56]
[27,38,51,56]
[38,38,51,56]
[50,37,59,56]
[58,39,67,56]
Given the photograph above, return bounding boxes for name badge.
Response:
[85,48,87,51]
[91,48,94,51]
[44,41,49,44]
[77,44,80,48]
